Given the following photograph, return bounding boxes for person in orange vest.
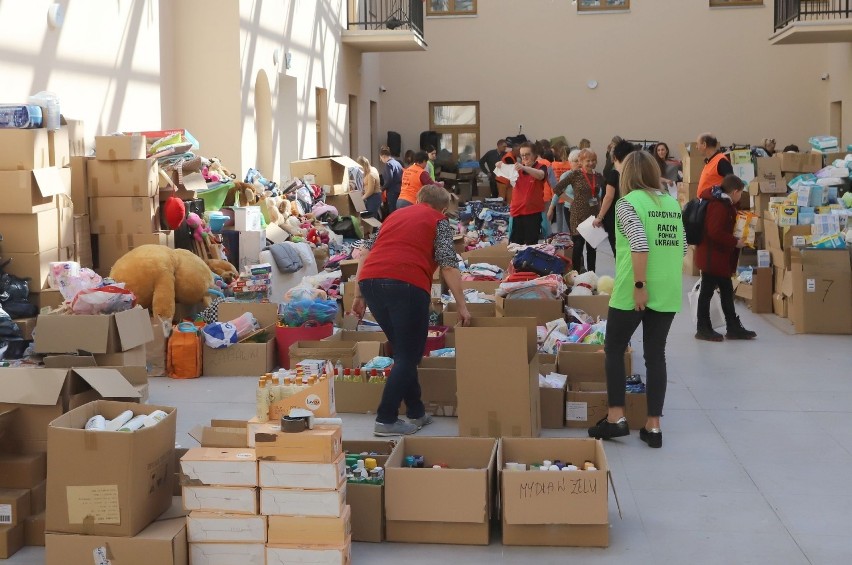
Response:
[696,133,734,199]
[398,151,440,209]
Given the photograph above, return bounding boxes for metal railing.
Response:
[348,0,424,38]
[775,0,852,31]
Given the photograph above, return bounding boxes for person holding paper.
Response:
[556,149,605,272]
[509,142,548,245]
[587,151,686,449]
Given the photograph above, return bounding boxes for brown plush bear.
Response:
[110,245,217,323]
[222,181,259,207]
[206,259,239,283]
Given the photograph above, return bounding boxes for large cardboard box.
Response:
[461,241,514,270]
[0,167,69,214]
[499,437,610,547]
[343,440,392,543]
[260,485,347,517]
[789,248,852,334]
[46,401,176,537]
[289,156,362,194]
[0,367,141,454]
[680,143,705,183]
[189,543,264,565]
[565,294,611,321]
[268,506,350,545]
[186,512,266,543]
[497,297,564,325]
[565,381,647,430]
[180,448,258,487]
[87,158,158,197]
[254,425,342,463]
[94,135,147,161]
[764,219,811,270]
[34,306,153,354]
[0,208,59,253]
[755,156,783,183]
[89,196,159,234]
[30,480,46,515]
[734,267,773,314]
[0,128,50,170]
[777,152,822,173]
[96,231,173,270]
[557,343,633,383]
[0,453,46,490]
[45,516,187,565]
[3,249,59,292]
[385,436,496,545]
[325,191,367,217]
[457,317,541,438]
[0,523,23,559]
[23,512,44,547]
[418,357,457,417]
[202,327,277,377]
[0,488,30,527]
[182,486,258,514]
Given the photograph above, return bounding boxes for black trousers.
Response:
[698,272,737,325]
[604,306,676,418]
[572,235,596,272]
[510,213,542,245]
[489,176,499,198]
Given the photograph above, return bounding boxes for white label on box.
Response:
[93,547,111,565]
[757,250,771,268]
[66,485,120,525]
[431,283,442,299]
[807,278,816,293]
[566,401,588,422]
[0,504,11,524]
[792,235,807,247]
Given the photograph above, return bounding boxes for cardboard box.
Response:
[46,401,176,537]
[180,448,258,487]
[0,367,140,454]
[0,488,30,527]
[777,152,822,173]
[181,486,258,514]
[0,524,23,559]
[0,453,46,490]
[565,381,647,430]
[456,317,541,438]
[95,231,173,272]
[23,512,44,547]
[34,306,153,354]
[540,382,566,429]
[773,292,788,318]
[557,343,633,383]
[190,543,264,565]
[497,297,564,325]
[187,419,249,449]
[266,540,350,565]
[0,128,50,170]
[259,454,346,490]
[260,485,346,517]
[755,156,783,182]
[461,241,514,270]
[254,425,343,463]
[186,512,266,543]
[0,167,69,214]
[201,324,276,377]
[499,437,610,547]
[339,259,358,281]
[734,267,773,314]
[10,316,37,341]
[63,118,86,158]
[324,191,367,218]
[69,156,88,214]
[789,249,852,334]
[343,440,391,542]
[268,506,350,545]
[95,135,147,161]
[73,214,93,267]
[89,196,159,234]
[385,436,496,545]
[443,302,496,327]
[3,249,59,292]
[683,245,700,276]
[564,294,610,321]
[87,158,158,198]
[29,480,46,515]
[48,127,71,168]
[93,344,147,367]
[418,357,457,417]
[288,340,374,371]
[45,516,187,565]
[680,143,705,183]
[289,156,362,194]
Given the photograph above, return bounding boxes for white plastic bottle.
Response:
[85,415,106,431]
[117,415,147,432]
[105,410,134,431]
[256,377,270,423]
[141,410,168,428]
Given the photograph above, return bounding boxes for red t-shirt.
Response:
[510,162,547,217]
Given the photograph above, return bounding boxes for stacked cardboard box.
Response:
[44,401,182,564]
[88,135,166,275]
[0,127,73,298]
[0,453,44,558]
[342,440,394,542]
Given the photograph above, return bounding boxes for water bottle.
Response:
[27,91,60,130]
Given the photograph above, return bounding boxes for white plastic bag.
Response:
[687,280,725,329]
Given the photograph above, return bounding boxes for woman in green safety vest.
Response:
[588,150,687,449]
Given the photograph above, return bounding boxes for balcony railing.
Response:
[348,0,424,39]
[775,0,852,31]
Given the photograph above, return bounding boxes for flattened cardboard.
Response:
[180,448,258,487]
[260,485,346,517]
[34,306,153,354]
[189,542,264,565]
[94,135,147,161]
[47,127,70,168]
[259,454,346,489]
[0,128,50,170]
[181,486,258,515]
[254,424,342,463]
[186,512,266,543]
[46,401,176,537]
[268,505,351,545]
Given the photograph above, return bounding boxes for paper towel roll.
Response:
[48,261,80,289]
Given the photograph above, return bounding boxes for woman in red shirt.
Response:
[509,142,547,245]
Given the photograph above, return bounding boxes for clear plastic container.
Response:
[27,91,60,130]
[0,104,43,129]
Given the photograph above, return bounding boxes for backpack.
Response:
[166,322,203,379]
[512,247,568,276]
[682,198,709,245]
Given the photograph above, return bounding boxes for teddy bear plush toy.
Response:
[568,271,599,296]
[223,181,259,207]
[206,259,239,284]
[110,245,221,329]
[596,275,615,295]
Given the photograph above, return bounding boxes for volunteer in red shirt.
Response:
[398,150,440,209]
[353,185,471,437]
[696,132,733,199]
[510,142,547,245]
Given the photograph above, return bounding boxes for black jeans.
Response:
[604,306,676,418]
[603,210,617,256]
[698,273,737,325]
[358,278,430,424]
[489,176,499,198]
[510,213,542,245]
[572,235,596,272]
[386,190,400,213]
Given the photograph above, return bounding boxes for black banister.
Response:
[349,0,425,39]
[775,0,852,32]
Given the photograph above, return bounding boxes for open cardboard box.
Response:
[499,437,612,547]
[0,168,69,215]
[497,296,564,325]
[456,317,541,438]
[443,302,495,326]
[565,294,611,321]
[557,343,633,383]
[344,437,392,543]
[788,248,852,334]
[188,420,249,449]
[733,267,773,314]
[289,156,362,195]
[461,241,514,270]
[33,306,153,354]
[565,382,647,430]
[202,325,277,377]
[385,436,497,545]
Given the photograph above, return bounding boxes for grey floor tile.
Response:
[622,451,756,493]
[795,534,852,565]
[766,493,852,537]
[744,458,852,496]
[691,387,803,411]
[648,530,809,565]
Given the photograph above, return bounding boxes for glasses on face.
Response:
[520,153,533,158]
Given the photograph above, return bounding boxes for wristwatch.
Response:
[634,281,645,289]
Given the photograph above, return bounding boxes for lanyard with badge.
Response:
[583,171,599,207]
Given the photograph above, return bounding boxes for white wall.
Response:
[0,0,163,146]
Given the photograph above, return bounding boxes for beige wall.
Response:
[825,43,852,148]
[0,0,163,145]
[377,1,830,160]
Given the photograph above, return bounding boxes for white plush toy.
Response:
[596,275,615,295]
[569,271,598,296]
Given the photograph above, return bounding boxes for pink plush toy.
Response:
[185,212,211,243]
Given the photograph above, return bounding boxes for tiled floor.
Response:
[10,252,852,564]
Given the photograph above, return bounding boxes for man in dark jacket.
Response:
[479,139,508,198]
[694,174,757,341]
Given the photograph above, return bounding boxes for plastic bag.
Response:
[71,284,136,315]
[58,268,103,302]
[280,299,339,327]
[0,261,30,302]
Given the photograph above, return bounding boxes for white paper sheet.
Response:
[577,216,610,249]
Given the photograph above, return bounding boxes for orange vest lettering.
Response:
[400,163,426,203]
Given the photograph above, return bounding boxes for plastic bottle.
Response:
[335,359,344,378]
[354,368,362,382]
[117,415,147,432]
[27,91,60,130]
[270,376,281,404]
[0,104,43,128]
[256,377,270,422]
[343,368,352,382]
[365,458,377,471]
[105,410,134,431]
[85,415,106,431]
[141,410,168,428]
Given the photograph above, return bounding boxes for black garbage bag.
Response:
[0,258,30,303]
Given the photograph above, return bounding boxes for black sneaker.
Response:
[695,327,724,342]
[725,316,757,340]
[639,427,662,448]
[588,416,629,440]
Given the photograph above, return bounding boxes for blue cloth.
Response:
[384,159,403,193]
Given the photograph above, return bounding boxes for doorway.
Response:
[830,100,842,147]
[316,87,328,157]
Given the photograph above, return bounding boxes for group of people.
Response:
[355,145,444,220]
[351,131,757,447]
